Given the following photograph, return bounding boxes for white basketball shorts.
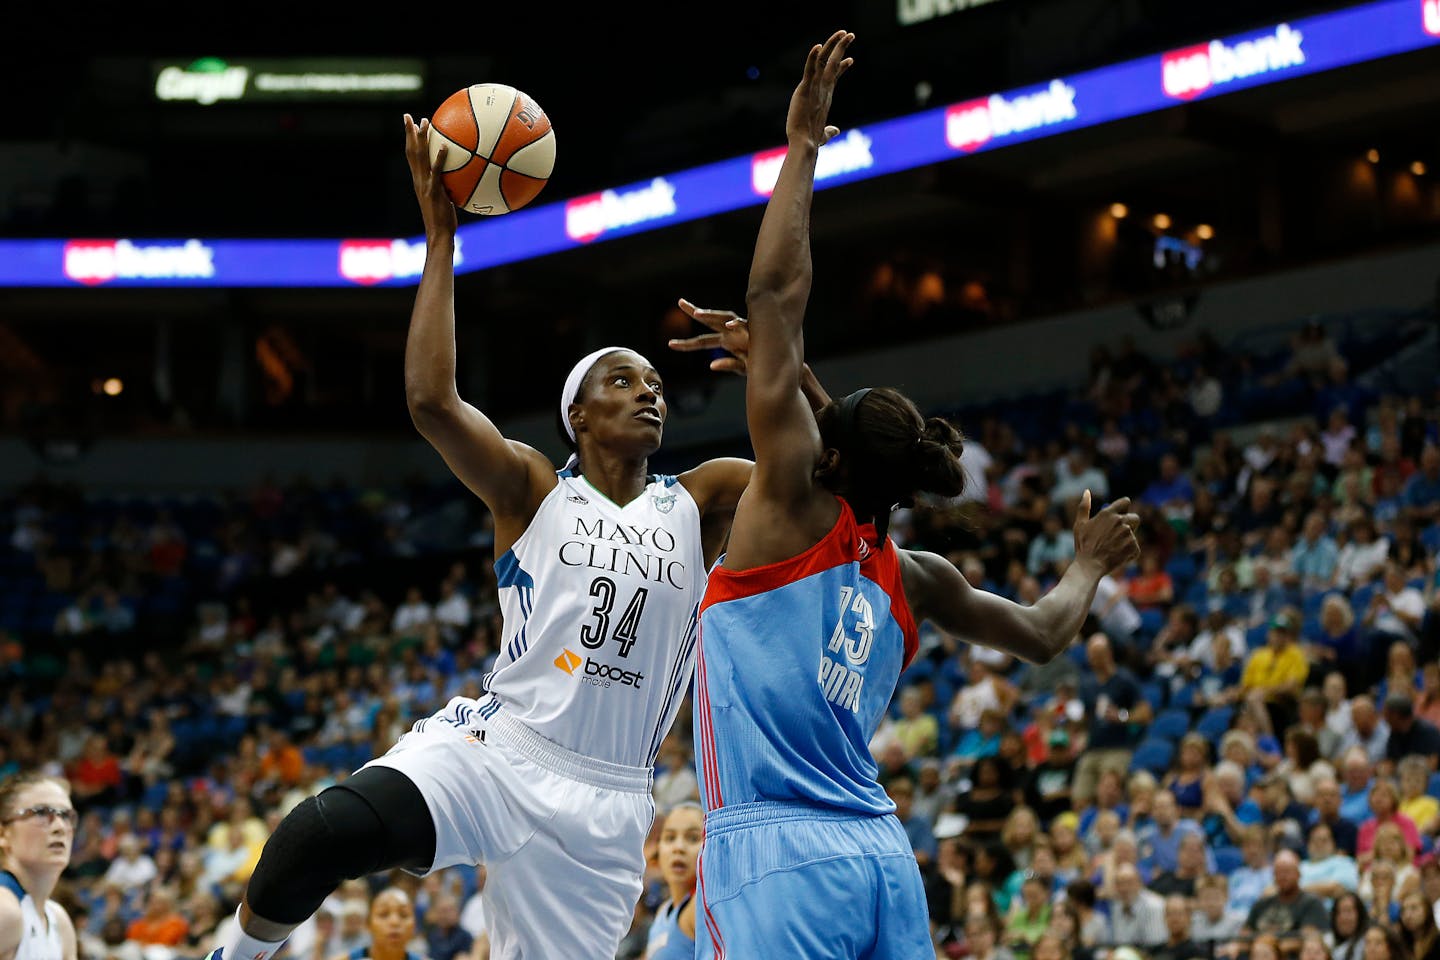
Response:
[362,696,654,960]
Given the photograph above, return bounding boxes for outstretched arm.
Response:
[901,492,1141,663]
[742,31,853,506]
[402,115,555,551]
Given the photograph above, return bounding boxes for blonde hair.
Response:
[1320,594,1355,633]
[1372,822,1413,864]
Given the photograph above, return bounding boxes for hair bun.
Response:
[909,417,967,498]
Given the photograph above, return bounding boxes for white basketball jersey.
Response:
[480,472,705,768]
[0,873,64,960]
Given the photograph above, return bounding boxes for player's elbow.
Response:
[745,273,811,312]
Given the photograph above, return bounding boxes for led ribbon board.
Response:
[2,0,1436,288]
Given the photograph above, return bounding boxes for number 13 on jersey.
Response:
[820,585,874,713]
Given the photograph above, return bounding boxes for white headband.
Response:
[560,346,629,444]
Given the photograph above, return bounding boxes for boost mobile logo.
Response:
[553,649,582,674]
[1161,24,1306,101]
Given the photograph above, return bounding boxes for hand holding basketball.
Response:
[1073,491,1142,575]
[426,84,555,215]
[787,30,855,148]
[404,114,457,240]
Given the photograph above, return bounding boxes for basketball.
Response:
[427,83,556,215]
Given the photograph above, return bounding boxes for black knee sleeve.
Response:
[246,766,437,925]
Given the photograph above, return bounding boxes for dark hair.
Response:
[1284,726,1321,769]
[1366,924,1411,960]
[1065,878,1098,909]
[817,388,965,519]
[1331,891,1368,942]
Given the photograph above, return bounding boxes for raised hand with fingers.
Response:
[668,298,751,376]
[403,113,457,241]
[786,30,855,148]
[1073,490,1142,576]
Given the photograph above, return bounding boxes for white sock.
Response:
[223,908,290,960]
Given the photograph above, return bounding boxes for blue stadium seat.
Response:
[1166,554,1198,591]
[1171,684,1198,710]
[1130,738,1174,776]
[1139,609,1166,638]
[1213,846,1244,875]
[1141,681,1166,713]
[1196,705,1234,741]
[1151,709,1191,742]
[1245,624,1269,649]
[1429,772,1440,800]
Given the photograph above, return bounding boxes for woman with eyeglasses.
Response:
[0,773,78,960]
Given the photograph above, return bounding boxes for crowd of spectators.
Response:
[3,317,1440,960]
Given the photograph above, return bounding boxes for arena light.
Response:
[1368,148,1382,163]
[1196,223,1215,240]
[1110,203,1130,219]
[1412,160,1428,175]
[2,0,1437,287]
[1153,213,1173,230]
[102,378,124,396]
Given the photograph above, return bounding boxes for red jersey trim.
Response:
[702,498,920,666]
[701,500,858,613]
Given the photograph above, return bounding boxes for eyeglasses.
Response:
[3,805,78,828]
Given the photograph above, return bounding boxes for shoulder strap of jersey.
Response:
[0,870,23,901]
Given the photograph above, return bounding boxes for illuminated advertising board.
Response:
[2,0,1434,288]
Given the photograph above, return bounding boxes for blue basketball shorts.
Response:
[695,801,932,960]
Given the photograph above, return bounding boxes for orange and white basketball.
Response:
[427,83,555,215]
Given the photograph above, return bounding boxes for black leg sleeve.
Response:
[245,766,438,925]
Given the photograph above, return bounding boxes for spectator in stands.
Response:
[1364,566,1426,647]
[1336,519,1389,590]
[1126,553,1175,611]
[1326,892,1368,960]
[1162,733,1211,818]
[68,735,122,808]
[1205,762,1264,851]
[1381,694,1440,775]
[1299,691,1346,762]
[423,894,471,960]
[965,911,1016,960]
[1362,922,1410,960]
[1106,862,1166,949]
[1341,703,1390,769]
[1403,445,1440,523]
[1074,634,1149,807]
[1301,820,1360,902]
[1357,780,1421,861]
[125,885,189,946]
[1053,449,1109,506]
[1308,596,1365,684]
[1293,513,1340,593]
[957,757,1018,843]
[1309,775,1361,857]
[1140,790,1204,875]
[1245,848,1331,942]
[1024,730,1076,824]
[1028,512,1077,579]
[1243,611,1309,734]
[1417,662,1440,728]
[1397,756,1440,835]
[892,687,939,759]
[390,587,432,636]
[887,777,938,869]
[1151,831,1209,898]
[102,834,157,893]
[1152,894,1207,960]
[1192,875,1246,946]
[1141,454,1195,514]
[1399,889,1440,960]
[1003,873,1052,955]
[1228,825,1276,914]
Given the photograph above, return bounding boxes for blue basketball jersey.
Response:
[693,498,918,816]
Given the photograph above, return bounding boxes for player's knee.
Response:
[247,791,384,922]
